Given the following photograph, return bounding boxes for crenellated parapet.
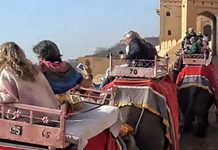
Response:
[160,0,182,6]
[184,0,218,8]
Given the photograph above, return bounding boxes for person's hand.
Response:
[120,54,126,60]
[81,65,92,76]
[119,51,126,60]
[80,59,92,76]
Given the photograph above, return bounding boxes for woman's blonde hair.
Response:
[0,42,39,81]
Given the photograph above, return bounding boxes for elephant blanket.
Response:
[176,63,218,106]
[104,76,179,150]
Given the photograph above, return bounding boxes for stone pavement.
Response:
[180,108,218,150]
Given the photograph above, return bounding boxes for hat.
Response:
[33,40,62,60]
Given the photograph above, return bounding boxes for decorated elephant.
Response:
[104,77,179,150]
[176,64,217,137]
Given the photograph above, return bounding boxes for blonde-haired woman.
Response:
[0,42,59,109]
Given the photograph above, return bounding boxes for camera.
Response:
[77,63,86,71]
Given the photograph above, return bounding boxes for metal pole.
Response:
[154,55,157,77]
[109,53,113,75]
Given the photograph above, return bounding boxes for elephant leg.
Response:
[178,88,194,133]
[205,113,209,126]
[193,100,212,137]
[119,107,167,150]
[192,89,214,137]
[193,114,207,137]
[118,106,142,150]
[183,87,199,133]
[134,110,166,150]
[183,110,194,133]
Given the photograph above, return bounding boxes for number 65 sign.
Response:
[10,125,22,136]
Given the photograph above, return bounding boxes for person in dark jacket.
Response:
[99,31,157,88]
[121,30,157,67]
[122,31,157,61]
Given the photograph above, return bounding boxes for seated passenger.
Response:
[33,40,121,150]
[0,42,59,108]
[121,30,157,66]
[177,29,201,72]
[186,36,202,54]
[99,31,157,88]
[33,40,93,94]
[0,42,121,149]
[182,28,197,49]
[177,36,204,72]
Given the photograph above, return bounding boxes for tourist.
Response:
[186,36,202,54]
[33,40,93,94]
[183,28,197,49]
[100,31,157,88]
[121,30,157,62]
[0,42,60,119]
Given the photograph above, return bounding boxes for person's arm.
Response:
[0,70,19,103]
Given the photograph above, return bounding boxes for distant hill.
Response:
[144,37,159,46]
[93,37,159,57]
[67,37,160,82]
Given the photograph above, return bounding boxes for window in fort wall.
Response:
[166,11,171,16]
[168,30,172,36]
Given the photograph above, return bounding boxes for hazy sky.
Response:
[0,0,160,61]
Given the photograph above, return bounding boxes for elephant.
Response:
[176,64,217,137]
[109,78,179,150]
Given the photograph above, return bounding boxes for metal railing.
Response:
[109,53,169,79]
